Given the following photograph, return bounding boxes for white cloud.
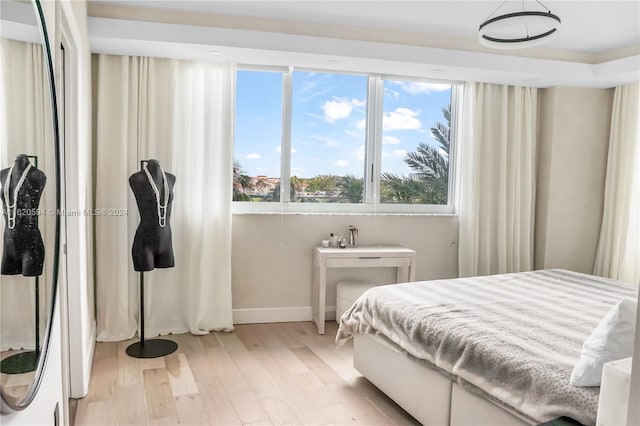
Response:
[275,146,297,153]
[311,135,340,147]
[245,153,261,160]
[351,98,366,107]
[322,99,353,123]
[352,145,365,161]
[355,119,366,130]
[383,149,408,158]
[384,87,401,100]
[395,81,450,95]
[334,160,350,167]
[345,129,364,139]
[305,112,324,121]
[383,107,421,131]
[383,136,401,145]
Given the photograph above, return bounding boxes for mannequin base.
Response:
[126,339,178,359]
[0,351,39,374]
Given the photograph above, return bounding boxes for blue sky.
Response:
[235,70,451,179]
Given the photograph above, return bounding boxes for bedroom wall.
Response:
[232,87,614,320]
[535,87,614,273]
[231,214,458,319]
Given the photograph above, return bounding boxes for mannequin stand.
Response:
[1,277,40,374]
[126,271,177,358]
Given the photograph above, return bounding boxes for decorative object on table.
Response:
[339,237,347,249]
[478,0,561,50]
[329,233,338,248]
[348,225,358,247]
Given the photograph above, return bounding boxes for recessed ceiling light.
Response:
[327,59,339,65]
[431,68,445,73]
[208,50,221,56]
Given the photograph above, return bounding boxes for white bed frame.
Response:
[353,334,535,426]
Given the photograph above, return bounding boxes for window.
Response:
[234,69,283,202]
[233,68,458,214]
[291,71,368,203]
[380,79,453,205]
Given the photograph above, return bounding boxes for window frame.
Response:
[233,66,461,215]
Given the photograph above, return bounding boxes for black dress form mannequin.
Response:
[0,154,46,374]
[126,159,178,359]
[129,159,176,271]
[0,154,46,276]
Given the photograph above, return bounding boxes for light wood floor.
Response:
[74,321,420,426]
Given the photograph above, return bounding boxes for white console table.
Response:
[312,245,416,334]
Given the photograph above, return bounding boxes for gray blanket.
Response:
[336,269,638,425]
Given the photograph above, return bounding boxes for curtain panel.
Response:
[0,39,54,350]
[458,82,537,277]
[593,83,640,284]
[93,54,235,341]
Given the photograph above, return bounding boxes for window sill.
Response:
[232,202,456,216]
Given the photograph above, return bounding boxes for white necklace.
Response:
[3,163,32,229]
[143,163,169,228]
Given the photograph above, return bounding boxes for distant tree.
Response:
[233,161,252,201]
[265,181,296,202]
[338,175,364,203]
[307,175,340,193]
[381,105,450,204]
[254,177,271,195]
[291,176,304,194]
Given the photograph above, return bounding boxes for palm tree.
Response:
[381,105,450,204]
[233,161,252,201]
[338,175,364,203]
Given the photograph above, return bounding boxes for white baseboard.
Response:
[233,306,336,324]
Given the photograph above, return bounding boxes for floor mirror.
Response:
[0,0,61,413]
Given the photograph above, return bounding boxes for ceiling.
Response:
[91,1,640,55]
[87,1,640,88]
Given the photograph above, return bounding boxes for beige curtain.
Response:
[593,83,640,284]
[591,83,640,425]
[0,39,54,350]
[93,54,235,341]
[458,82,537,277]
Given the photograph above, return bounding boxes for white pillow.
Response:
[570,298,637,387]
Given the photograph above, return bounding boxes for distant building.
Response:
[246,176,279,195]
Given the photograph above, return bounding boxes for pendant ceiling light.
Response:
[478,0,561,49]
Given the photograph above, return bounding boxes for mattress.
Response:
[336,269,638,426]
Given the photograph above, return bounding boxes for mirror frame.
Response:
[0,0,61,413]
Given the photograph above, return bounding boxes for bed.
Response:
[336,269,638,426]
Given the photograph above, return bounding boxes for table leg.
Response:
[395,258,416,283]
[317,261,326,334]
[409,257,416,281]
[312,253,327,334]
[396,266,410,283]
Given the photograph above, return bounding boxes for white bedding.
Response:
[336,269,638,426]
